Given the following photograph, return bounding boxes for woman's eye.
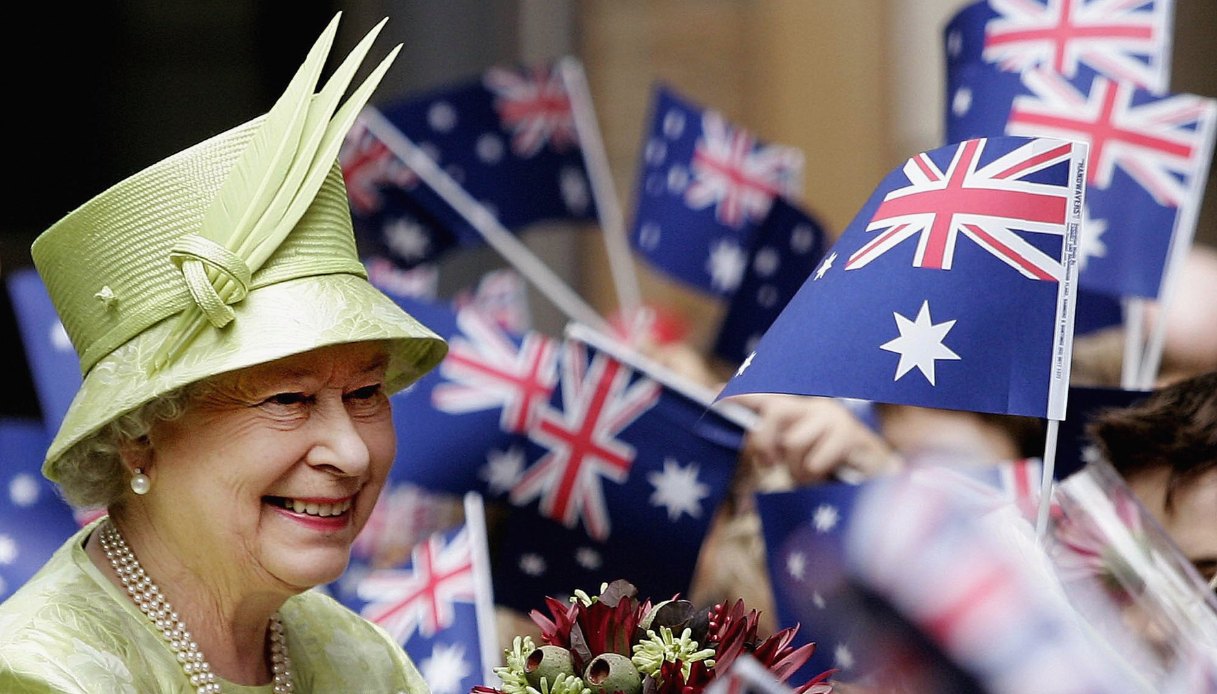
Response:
[265,392,310,407]
[347,384,384,401]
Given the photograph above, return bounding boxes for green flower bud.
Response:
[583,653,641,694]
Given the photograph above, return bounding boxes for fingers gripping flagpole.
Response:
[359,106,612,334]
[557,57,645,330]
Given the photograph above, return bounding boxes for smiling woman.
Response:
[0,13,446,694]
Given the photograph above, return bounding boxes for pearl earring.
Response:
[130,468,151,495]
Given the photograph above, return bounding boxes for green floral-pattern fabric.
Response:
[0,520,430,693]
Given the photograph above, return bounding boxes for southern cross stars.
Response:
[880,300,961,386]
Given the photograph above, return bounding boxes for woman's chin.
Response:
[268,549,351,591]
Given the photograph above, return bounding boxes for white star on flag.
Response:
[574,546,603,571]
[952,86,972,117]
[480,446,526,496]
[814,251,836,281]
[880,301,961,386]
[384,217,432,261]
[9,474,39,507]
[647,458,710,521]
[0,535,17,565]
[560,166,591,214]
[518,553,546,576]
[812,503,839,533]
[707,239,747,293]
[834,643,855,670]
[420,643,471,694]
[1078,208,1108,271]
[786,550,807,581]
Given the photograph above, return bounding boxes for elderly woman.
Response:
[0,15,446,693]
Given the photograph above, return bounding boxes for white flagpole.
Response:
[1120,297,1145,389]
[557,56,645,329]
[1036,419,1060,540]
[462,491,501,682]
[359,106,612,333]
[1138,100,1217,389]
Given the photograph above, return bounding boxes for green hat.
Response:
[32,14,447,481]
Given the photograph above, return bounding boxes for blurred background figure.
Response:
[1072,242,1217,389]
[1087,370,1217,586]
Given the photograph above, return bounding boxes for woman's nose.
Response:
[305,399,372,476]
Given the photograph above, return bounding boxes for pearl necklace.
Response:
[99,518,295,693]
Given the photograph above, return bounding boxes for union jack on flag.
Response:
[630,84,805,295]
[489,335,742,616]
[432,306,560,435]
[484,64,579,158]
[339,60,597,271]
[844,137,1076,281]
[947,61,1217,299]
[944,0,1174,94]
[357,525,476,642]
[1008,68,1209,208]
[510,340,662,540]
[341,118,421,217]
[685,108,804,230]
[719,136,1086,420]
[339,494,499,694]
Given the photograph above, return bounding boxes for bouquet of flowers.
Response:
[474,579,835,694]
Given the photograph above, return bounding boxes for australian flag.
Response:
[340,60,597,269]
[7,268,82,439]
[0,418,80,602]
[946,61,1217,300]
[756,481,872,683]
[339,494,497,694]
[629,84,804,296]
[382,291,558,496]
[490,336,743,614]
[719,136,1087,420]
[712,197,829,367]
[944,0,1175,94]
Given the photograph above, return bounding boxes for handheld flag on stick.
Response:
[719,136,1086,419]
[356,105,609,332]
[718,135,1088,536]
[490,325,744,614]
[340,60,598,267]
[629,84,804,297]
[339,492,499,693]
[944,0,1175,94]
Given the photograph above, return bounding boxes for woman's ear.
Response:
[117,435,154,476]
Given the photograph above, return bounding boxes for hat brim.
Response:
[43,273,447,481]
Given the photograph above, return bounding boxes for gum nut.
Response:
[584,653,642,694]
[524,645,575,686]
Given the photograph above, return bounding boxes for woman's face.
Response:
[137,341,397,595]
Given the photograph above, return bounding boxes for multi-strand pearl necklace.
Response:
[98,518,295,693]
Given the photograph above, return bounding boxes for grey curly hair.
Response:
[53,384,198,509]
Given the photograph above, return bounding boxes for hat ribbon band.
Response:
[168,234,253,329]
